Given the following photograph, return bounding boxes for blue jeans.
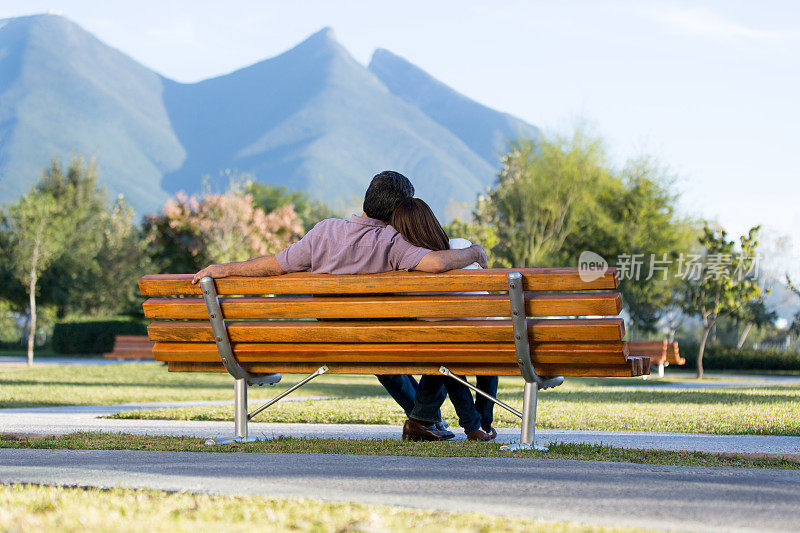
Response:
[377,374,443,422]
[474,375,498,430]
[410,375,498,434]
[376,375,418,417]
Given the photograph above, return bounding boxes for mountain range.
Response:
[0,14,539,218]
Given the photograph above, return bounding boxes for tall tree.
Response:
[1,189,69,365]
[477,129,610,267]
[570,156,695,334]
[452,128,695,335]
[681,225,763,378]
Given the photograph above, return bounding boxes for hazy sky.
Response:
[2,0,799,262]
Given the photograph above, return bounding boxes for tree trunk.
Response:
[696,323,713,379]
[736,323,753,349]
[26,217,44,367]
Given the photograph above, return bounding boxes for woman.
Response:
[390,197,499,441]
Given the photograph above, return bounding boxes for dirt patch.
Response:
[0,432,60,442]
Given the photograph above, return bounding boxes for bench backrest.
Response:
[628,340,668,364]
[139,268,646,377]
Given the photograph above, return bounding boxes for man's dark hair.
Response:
[363,171,414,222]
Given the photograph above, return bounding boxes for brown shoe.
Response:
[466,428,492,441]
[484,427,498,440]
[402,418,455,441]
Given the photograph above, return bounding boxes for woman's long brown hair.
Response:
[390,198,450,251]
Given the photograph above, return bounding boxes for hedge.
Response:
[51,320,148,355]
[679,343,800,372]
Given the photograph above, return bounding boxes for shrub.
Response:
[680,343,800,372]
[51,319,147,354]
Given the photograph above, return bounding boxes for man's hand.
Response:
[191,263,231,284]
[470,244,488,268]
[191,255,285,284]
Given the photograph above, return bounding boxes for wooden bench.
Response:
[629,340,684,377]
[139,267,648,450]
[103,335,155,360]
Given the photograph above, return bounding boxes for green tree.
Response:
[681,225,763,378]
[23,156,148,319]
[246,181,339,232]
[567,156,695,334]
[1,189,69,365]
[481,130,608,267]
[451,127,695,336]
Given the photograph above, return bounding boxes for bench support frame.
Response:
[200,276,285,445]
[500,271,563,452]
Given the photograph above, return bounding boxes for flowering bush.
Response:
[146,185,303,271]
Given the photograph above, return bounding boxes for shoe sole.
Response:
[402,434,454,442]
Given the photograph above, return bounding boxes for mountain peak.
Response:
[369,48,539,165]
[295,26,340,51]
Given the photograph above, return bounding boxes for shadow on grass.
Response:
[0,379,235,390]
[494,388,798,406]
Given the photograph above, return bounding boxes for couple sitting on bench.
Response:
[192,170,498,442]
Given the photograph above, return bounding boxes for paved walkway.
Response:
[3,401,800,455]
[1,448,798,532]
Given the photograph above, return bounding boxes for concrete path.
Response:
[1,448,798,532]
[2,402,800,455]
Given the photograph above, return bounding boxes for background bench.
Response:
[103,335,155,360]
[139,267,647,449]
[629,340,684,377]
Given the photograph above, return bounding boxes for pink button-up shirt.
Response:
[275,215,431,274]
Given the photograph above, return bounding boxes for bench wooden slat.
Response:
[147,318,625,343]
[667,342,685,365]
[167,360,644,377]
[142,292,623,320]
[152,341,628,364]
[629,340,673,366]
[103,334,155,360]
[113,335,152,342]
[139,268,620,296]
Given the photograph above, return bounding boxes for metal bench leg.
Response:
[205,366,330,445]
[205,378,264,445]
[658,363,665,378]
[500,382,548,452]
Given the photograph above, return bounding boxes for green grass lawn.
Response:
[3,363,799,435]
[0,363,372,408]
[115,377,800,436]
[0,483,643,533]
[2,432,797,470]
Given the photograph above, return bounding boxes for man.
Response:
[192,170,487,441]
